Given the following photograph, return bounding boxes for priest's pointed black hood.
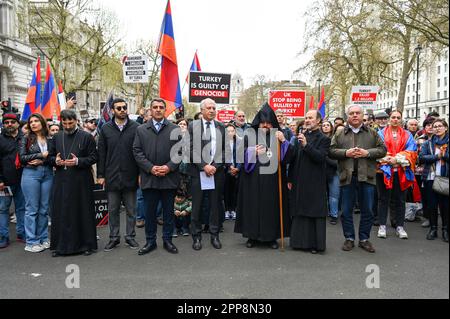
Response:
[251,103,280,130]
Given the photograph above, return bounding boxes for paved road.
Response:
[0,216,448,299]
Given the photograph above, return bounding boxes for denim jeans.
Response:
[136,188,145,222]
[327,173,340,218]
[341,176,375,241]
[21,166,53,246]
[142,189,176,244]
[0,184,26,240]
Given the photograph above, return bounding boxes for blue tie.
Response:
[155,122,161,132]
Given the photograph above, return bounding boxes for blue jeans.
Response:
[341,176,375,241]
[327,173,340,218]
[136,188,145,221]
[0,184,26,239]
[142,189,176,244]
[21,166,53,246]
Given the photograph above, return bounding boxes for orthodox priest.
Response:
[288,110,330,254]
[49,109,98,257]
[234,103,292,249]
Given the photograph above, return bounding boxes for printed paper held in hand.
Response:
[0,186,13,197]
[200,172,215,190]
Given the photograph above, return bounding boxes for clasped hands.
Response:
[346,147,369,159]
[151,165,170,177]
[55,153,78,167]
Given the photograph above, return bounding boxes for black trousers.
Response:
[424,180,449,229]
[190,170,224,238]
[224,173,238,212]
[377,172,406,227]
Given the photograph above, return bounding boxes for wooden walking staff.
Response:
[277,140,285,252]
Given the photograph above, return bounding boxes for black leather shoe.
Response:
[83,250,93,256]
[246,239,255,248]
[426,227,438,240]
[442,227,448,243]
[163,241,178,254]
[211,236,222,249]
[104,239,120,252]
[125,238,139,250]
[192,238,202,251]
[270,241,279,249]
[138,243,157,255]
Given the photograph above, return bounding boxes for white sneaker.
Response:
[41,241,50,250]
[224,211,230,220]
[231,211,237,220]
[396,227,408,239]
[24,244,45,253]
[377,225,387,238]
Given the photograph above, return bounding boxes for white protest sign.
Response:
[123,55,149,83]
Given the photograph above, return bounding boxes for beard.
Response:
[64,127,78,135]
[3,126,18,136]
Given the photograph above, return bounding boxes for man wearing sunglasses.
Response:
[0,113,26,248]
[98,98,140,252]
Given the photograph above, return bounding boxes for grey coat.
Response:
[133,119,182,190]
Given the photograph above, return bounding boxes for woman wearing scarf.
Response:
[377,110,417,240]
[419,119,449,242]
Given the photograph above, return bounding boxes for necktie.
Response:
[155,122,161,132]
[205,122,211,141]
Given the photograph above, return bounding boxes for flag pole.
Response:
[278,140,285,252]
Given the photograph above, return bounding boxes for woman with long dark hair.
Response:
[19,113,53,253]
[419,119,449,242]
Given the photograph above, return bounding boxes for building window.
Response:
[445,91,448,99]
[438,65,441,74]
[437,92,440,99]
[445,64,448,73]
[413,96,415,103]
[438,79,441,88]
[413,84,416,91]
[407,97,410,104]
[445,77,448,86]
[407,85,410,93]
[418,83,421,90]
[418,95,421,102]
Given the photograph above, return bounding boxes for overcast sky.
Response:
[97,0,313,90]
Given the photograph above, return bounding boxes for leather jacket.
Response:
[19,135,52,169]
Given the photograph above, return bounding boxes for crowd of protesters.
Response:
[0,98,448,257]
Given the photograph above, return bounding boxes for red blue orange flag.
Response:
[22,57,41,121]
[185,50,202,84]
[158,0,182,117]
[318,87,326,119]
[41,61,60,120]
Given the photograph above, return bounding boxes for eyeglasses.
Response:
[115,106,127,111]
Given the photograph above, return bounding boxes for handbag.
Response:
[429,142,449,196]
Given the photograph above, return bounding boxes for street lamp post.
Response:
[415,44,422,120]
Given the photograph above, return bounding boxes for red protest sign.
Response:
[217,110,235,123]
[269,90,306,117]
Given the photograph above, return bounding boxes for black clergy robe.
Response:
[234,133,292,242]
[49,129,98,255]
[288,129,330,252]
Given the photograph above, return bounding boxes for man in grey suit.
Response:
[133,98,182,255]
[187,98,226,251]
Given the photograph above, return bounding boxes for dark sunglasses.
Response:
[115,106,128,111]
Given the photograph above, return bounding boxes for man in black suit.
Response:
[133,98,182,255]
[187,98,226,251]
